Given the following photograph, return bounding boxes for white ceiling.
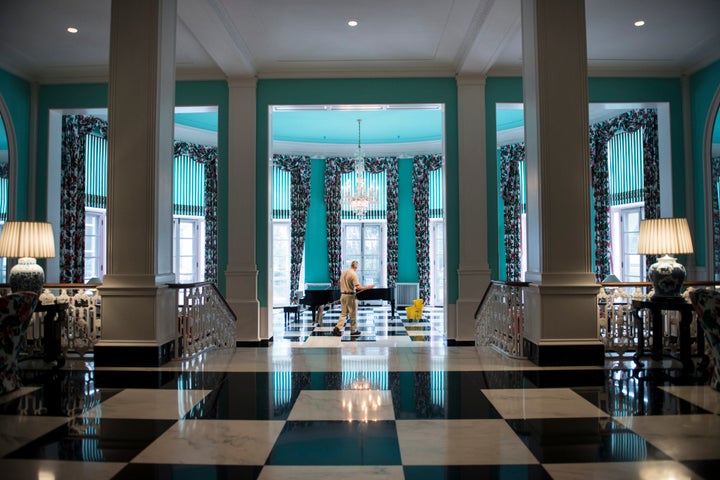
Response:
[0,0,719,83]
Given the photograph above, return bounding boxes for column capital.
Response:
[228,76,258,89]
[456,74,487,87]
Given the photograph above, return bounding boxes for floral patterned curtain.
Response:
[589,108,660,281]
[412,154,443,301]
[324,156,399,286]
[499,143,525,281]
[174,142,219,283]
[61,115,220,284]
[712,157,720,276]
[60,115,108,283]
[272,155,312,303]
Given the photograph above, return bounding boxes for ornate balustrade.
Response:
[168,282,237,359]
[3,280,236,361]
[475,280,720,360]
[474,281,528,359]
[15,284,102,359]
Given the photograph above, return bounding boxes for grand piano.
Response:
[300,286,396,321]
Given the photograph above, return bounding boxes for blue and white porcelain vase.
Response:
[648,254,686,298]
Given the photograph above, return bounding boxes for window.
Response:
[173,217,204,283]
[342,221,386,286]
[84,208,106,282]
[272,221,294,306]
[610,204,645,282]
[429,219,445,306]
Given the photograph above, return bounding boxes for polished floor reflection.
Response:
[1,346,719,479]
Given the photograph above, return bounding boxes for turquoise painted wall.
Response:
[303,158,329,282]
[690,59,720,272]
[0,69,32,219]
[486,76,687,280]
[34,80,230,292]
[256,78,459,307]
[397,157,418,282]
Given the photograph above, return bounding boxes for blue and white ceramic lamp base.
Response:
[647,255,686,299]
[9,257,45,295]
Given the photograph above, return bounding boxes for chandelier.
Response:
[342,119,377,219]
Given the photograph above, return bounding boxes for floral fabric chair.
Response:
[689,288,720,391]
[0,292,39,394]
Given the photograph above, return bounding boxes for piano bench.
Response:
[283,305,300,325]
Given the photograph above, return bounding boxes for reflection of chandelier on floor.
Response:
[343,119,377,219]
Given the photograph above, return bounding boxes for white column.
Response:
[521,0,602,365]
[225,77,262,343]
[456,75,492,342]
[95,0,178,366]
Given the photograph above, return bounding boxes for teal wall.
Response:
[690,59,720,272]
[486,76,687,280]
[256,78,459,307]
[34,80,230,292]
[303,158,329,282]
[0,69,32,219]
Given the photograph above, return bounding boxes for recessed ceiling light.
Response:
[348,19,358,27]
[634,20,645,27]
[67,27,79,33]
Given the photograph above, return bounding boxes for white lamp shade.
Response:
[636,217,694,255]
[0,221,56,259]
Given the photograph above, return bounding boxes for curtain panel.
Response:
[589,108,660,280]
[412,154,443,301]
[61,115,219,284]
[499,143,525,281]
[323,156,399,287]
[60,115,108,283]
[272,155,312,303]
[712,157,720,276]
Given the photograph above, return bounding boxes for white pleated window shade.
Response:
[173,154,205,216]
[85,134,107,209]
[429,168,444,219]
[608,128,643,206]
[0,176,8,221]
[272,165,291,220]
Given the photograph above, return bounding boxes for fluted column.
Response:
[94,0,177,366]
[456,75,492,342]
[225,77,261,343]
[521,0,603,365]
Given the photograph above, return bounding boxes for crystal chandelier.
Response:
[343,119,377,219]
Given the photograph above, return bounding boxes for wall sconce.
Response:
[0,221,56,294]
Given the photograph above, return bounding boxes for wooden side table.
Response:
[34,302,69,366]
[632,298,701,370]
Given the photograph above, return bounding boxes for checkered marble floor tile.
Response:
[1,346,720,479]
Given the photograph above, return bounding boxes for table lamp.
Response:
[0,221,56,294]
[636,217,694,299]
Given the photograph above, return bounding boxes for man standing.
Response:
[333,260,374,337]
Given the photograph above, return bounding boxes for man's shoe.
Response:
[350,330,362,337]
[332,326,342,336]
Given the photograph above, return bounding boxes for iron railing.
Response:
[5,280,236,361]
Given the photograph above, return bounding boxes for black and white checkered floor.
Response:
[273,304,446,344]
[3,346,720,479]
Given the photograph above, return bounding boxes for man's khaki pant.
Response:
[336,294,357,332]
